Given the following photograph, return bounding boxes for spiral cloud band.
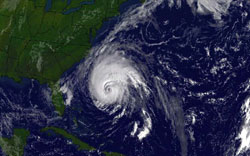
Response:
[89,53,149,113]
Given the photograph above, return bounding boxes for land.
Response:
[0,129,30,156]
[0,0,127,115]
[0,0,126,83]
[0,0,140,155]
[103,152,124,156]
[49,81,65,116]
[41,127,124,156]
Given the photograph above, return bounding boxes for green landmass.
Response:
[41,127,124,156]
[0,0,126,83]
[103,151,124,156]
[0,129,30,156]
[49,82,65,116]
[0,0,127,114]
[0,0,145,155]
[140,0,146,3]
[41,127,95,150]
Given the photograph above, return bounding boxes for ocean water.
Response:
[1,0,250,156]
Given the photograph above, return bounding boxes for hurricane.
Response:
[58,0,250,155]
[60,0,189,153]
[89,52,149,113]
[0,0,250,155]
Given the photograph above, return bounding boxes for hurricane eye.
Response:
[104,81,114,93]
[105,86,112,93]
[88,54,149,114]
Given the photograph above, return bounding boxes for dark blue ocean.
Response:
[1,0,250,156]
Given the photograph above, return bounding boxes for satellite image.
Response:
[0,0,250,156]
